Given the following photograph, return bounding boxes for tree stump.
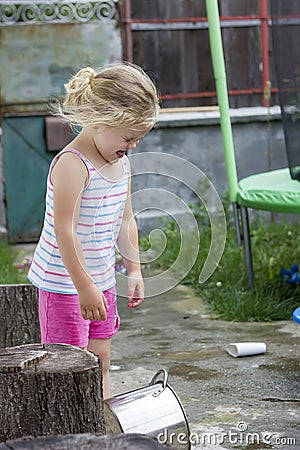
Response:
[0,343,105,442]
[0,433,167,449]
[0,284,40,348]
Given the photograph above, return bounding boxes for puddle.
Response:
[169,364,219,381]
[260,357,300,372]
[262,397,300,403]
[158,348,223,361]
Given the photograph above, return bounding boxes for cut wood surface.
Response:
[0,343,105,442]
[0,349,47,373]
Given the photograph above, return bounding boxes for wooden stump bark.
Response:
[0,343,105,442]
[0,433,167,449]
[0,284,40,348]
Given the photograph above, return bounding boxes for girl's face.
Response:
[92,126,145,164]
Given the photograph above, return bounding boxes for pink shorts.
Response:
[38,286,120,348]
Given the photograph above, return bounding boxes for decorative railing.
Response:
[0,0,118,25]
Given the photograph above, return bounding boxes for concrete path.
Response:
[109,280,300,450]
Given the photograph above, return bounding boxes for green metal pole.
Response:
[205,0,238,202]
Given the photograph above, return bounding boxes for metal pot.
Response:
[104,369,191,450]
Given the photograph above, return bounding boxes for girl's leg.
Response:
[87,287,119,399]
[87,337,112,399]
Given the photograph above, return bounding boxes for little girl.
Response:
[28,63,160,398]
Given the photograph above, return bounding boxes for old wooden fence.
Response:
[118,0,300,108]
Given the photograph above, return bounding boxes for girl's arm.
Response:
[117,160,144,308]
[51,152,108,321]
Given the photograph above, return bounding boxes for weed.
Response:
[140,211,300,322]
[0,242,29,284]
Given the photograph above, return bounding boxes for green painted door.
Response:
[3,115,56,243]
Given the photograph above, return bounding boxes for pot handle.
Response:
[149,369,168,397]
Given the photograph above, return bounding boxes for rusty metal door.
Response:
[3,115,56,242]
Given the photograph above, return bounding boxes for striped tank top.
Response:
[28,149,129,294]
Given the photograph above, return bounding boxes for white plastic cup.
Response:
[225,342,266,358]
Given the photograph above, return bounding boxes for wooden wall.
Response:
[121,0,298,108]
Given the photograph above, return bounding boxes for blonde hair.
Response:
[55,63,160,132]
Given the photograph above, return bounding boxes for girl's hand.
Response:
[127,271,144,308]
[78,283,108,321]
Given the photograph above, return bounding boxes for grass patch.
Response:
[0,242,29,284]
[140,210,300,322]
